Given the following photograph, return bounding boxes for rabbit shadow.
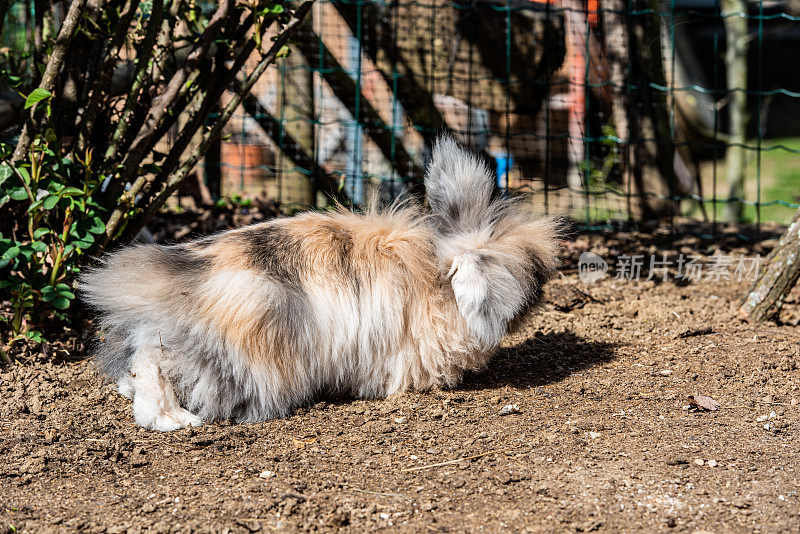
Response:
[459,330,616,391]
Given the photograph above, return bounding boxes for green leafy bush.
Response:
[0,138,105,344]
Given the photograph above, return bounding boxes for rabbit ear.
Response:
[425,135,494,233]
[448,251,525,349]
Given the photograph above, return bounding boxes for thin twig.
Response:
[120,15,263,228]
[348,487,413,502]
[77,0,140,153]
[401,450,499,472]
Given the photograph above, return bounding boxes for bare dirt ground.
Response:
[2,223,800,533]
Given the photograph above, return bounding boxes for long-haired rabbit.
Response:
[80,137,560,430]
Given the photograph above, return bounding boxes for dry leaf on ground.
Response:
[688,395,720,412]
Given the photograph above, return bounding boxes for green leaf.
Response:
[52,296,70,309]
[16,167,30,183]
[70,234,94,249]
[0,162,12,187]
[9,187,29,201]
[41,286,55,294]
[1,246,20,260]
[0,280,10,289]
[61,187,84,197]
[87,216,106,234]
[24,88,52,109]
[30,241,47,253]
[55,283,70,291]
[0,194,10,208]
[16,245,34,260]
[0,259,9,269]
[58,290,75,300]
[41,291,56,302]
[42,194,59,210]
[25,331,43,342]
[33,227,50,239]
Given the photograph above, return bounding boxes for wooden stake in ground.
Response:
[739,211,800,322]
[721,0,749,222]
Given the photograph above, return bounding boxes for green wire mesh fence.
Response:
[203,0,799,236]
[3,0,797,234]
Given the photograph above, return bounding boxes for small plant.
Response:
[579,124,623,193]
[0,138,105,353]
[215,193,254,211]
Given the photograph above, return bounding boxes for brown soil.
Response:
[2,227,800,533]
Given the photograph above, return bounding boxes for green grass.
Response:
[564,137,800,226]
[693,137,800,225]
[754,137,800,224]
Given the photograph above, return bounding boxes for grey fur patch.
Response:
[93,327,134,381]
[425,136,494,234]
[83,244,210,382]
[241,224,305,283]
[155,244,212,274]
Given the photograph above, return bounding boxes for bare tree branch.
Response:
[739,212,800,322]
[103,2,318,244]
[114,0,236,183]
[12,0,88,163]
[77,0,140,154]
[240,92,346,206]
[127,1,319,238]
[102,0,166,167]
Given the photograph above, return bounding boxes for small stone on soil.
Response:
[499,404,521,416]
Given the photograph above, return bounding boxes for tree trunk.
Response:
[739,212,800,322]
[627,0,680,217]
[204,103,223,201]
[721,0,748,222]
[279,37,316,207]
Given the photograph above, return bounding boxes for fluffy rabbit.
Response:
[80,137,560,430]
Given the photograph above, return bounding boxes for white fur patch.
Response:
[116,374,135,399]
[129,346,203,431]
[449,252,524,349]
